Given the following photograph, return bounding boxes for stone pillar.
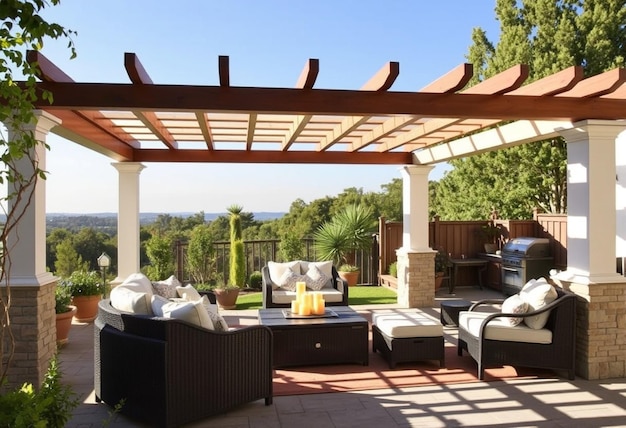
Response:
[556,120,626,379]
[396,165,435,307]
[112,163,145,283]
[3,111,60,390]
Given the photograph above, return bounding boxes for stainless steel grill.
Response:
[501,237,553,296]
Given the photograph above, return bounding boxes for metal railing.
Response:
[174,237,377,286]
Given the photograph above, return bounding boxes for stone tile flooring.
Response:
[59,287,626,427]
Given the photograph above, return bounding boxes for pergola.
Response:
[7,51,626,386]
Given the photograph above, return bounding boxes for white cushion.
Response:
[459,310,553,344]
[272,288,344,305]
[519,278,558,329]
[267,261,301,289]
[110,273,154,314]
[304,264,329,291]
[150,294,170,316]
[152,275,181,298]
[373,310,443,338]
[176,284,202,301]
[501,294,529,326]
[159,299,213,330]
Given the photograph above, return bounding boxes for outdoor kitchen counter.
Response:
[478,252,503,292]
[449,258,488,293]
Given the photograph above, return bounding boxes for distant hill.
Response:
[45,212,285,224]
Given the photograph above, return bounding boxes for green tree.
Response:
[186,224,216,285]
[144,234,174,280]
[435,0,623,219]
[54,238,88,278]
[0,0,75,386]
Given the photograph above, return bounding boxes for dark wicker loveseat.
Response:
[262,264,348,308]
[457,288,576,380]
[94,299,273,428]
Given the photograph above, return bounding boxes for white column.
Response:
[399,165,434,251]
[557,120,626,284]
[6,111,60,286]
[112,162,145,282]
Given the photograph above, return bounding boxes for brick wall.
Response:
[1,280,57,391]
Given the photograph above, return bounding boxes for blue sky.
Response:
[34,0,501,214]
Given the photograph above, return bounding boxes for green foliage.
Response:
[248,271,262,289]
[435,248,451,273]
[186,224,216,285]
[59,270,102,297]
[54,238,88,278]
[388,262,397,278]
[314,204,375,266]
[0,355,78,428]
[228,205,246,288]
[145,234,174,280]
[433,0,626,220]
[54,285,72,314]
[338,264,359,272]
[278,231,304,261]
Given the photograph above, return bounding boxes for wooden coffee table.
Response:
[258,306,369,368]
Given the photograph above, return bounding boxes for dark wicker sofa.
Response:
[94,299,273,428]
[457,288,576,380]
[262,264,348,308]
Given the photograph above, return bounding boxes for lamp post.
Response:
[97,252,111,298]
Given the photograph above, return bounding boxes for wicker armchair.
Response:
[94,299,273,428]
[457,288,576,380]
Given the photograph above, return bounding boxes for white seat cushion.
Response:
[459,310,553,344]
[372,310,443,338]
[110,273,154,314]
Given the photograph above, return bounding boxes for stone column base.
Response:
[553,277,626,379]
[396,248,436,308]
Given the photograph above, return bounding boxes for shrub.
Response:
[249,271,263,289]
[388,262,398,277]
[55,286,73,314]
[59,270,102,297]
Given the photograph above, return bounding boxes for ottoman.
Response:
[440,300,472,327]
[372,310,445,369]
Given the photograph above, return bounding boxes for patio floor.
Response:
[59,286,626,427]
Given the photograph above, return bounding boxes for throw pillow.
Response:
[299,261,333,279]
[519,278,558,329]
[304,264,330,291]
[277,267,304,291]
[160,299,214,330]
[110,286,151,314]
[151,275,181,298]
[268,261,301,289]
[500,294,529,326]
[176,284,202,301]
[200,295,229,332]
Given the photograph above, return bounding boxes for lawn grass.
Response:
[234,286,397,310]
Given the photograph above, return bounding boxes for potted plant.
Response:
[337,264,360,287]
[60,270,103,323]
[434,248,451,290]
[55,285,76,346]
[479,223,501,253]
[214,205,245,309]
[313,204,375,286]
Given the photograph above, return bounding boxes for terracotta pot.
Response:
[435,272,445,290]
[72,295,101,323]
[338,270,360,287]
[56,305,77,346]
[214,288,240,310]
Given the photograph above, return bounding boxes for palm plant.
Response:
[313,204,375,268]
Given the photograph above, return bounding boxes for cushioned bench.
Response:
[372,310,445,369]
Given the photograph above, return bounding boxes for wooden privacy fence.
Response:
[378,213,569,283]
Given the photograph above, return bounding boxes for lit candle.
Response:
[296,281,307,296]
[291,299,299,315]
[300,293,312,316]
[313,292,324,315]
